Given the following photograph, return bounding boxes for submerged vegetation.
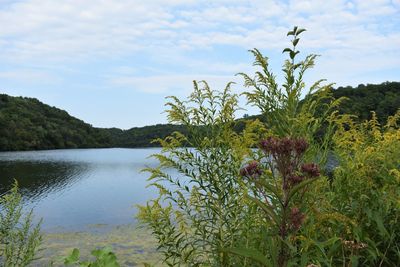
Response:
[0,27,399,266]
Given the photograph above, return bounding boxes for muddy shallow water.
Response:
[35,225,162,266]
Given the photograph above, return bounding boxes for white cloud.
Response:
[0,0,399,90]
[108,73,240,94]
[0,69,58,84]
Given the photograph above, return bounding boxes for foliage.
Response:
[322,111,400,266]
[138,26,343,267]
[0,94,112,151]
[64,247,120,267]
[0,181,42,267]
[137,81,261,266]
[1,81,398,151]
[223,26,345,267]
[1,25,399,267]
[239,26,344,166]
[332,82,400,124]
[228,137,322,267]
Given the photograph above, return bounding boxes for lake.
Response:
[0,148,162,232]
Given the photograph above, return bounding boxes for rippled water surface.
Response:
[0,148,162,232]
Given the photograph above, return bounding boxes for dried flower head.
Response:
[290,207,305,230]
[259,136,277,154]
[289,174,304,185]
[293,138,308,155]
[240,161,263,179]
[301,163,320,177]
[341,239,368,250]
[260,136,308,158]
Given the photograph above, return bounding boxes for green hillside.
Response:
[0,94,112,151]
[0,81,398,151]
[333,81,400,123]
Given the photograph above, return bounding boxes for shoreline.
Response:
[35,224,161,266]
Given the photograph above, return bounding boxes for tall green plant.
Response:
[138,81,261,266]
[227,137,325,267]
[225,27,344,265]
[0,181,42,267]
[138,26,344,267]
[240,26,342,165]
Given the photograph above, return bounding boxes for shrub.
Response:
[0,181,42,267]
[64,247,120,267]
[325,111,400,266]
[138,26,341,266]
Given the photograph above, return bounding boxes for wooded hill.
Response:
[0,81,398,151]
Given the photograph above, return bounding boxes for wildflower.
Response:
[278,137,294,156]
[293,138,308,155]
[301,163,320,177]
[260,136,308,158]
[259,137,277,154]
[289,174,304,185]
[240,161,263,179]
[341,239,368,250]
[290,207,305,230]
[260,136,294,157]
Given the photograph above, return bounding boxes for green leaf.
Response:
[289,50,300,60]
[282,48,292,54]
[246,195,279,224]
[223,247,271,266]
[296,28,306,35]
[253,178,281,199]
[373,214,389,237]
[292,38,299,47]
[287,30,295,36]
[287,177,319,202]
[64,248,80,265]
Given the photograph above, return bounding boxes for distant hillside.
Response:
[103,124,188,148]
[332,81,400,123]
[0,81,399,151]
[0,94,188,151]
[0,94,112,151]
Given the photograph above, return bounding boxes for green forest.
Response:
[0,81,399,151]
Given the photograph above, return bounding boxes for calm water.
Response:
[0,148,163,232]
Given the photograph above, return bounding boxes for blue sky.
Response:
[0,0,399,129]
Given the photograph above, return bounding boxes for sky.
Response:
[0,0,399,129]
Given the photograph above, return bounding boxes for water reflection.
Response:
[0,148,161,232]
[0,161,88,202]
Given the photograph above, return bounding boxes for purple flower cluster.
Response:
[301,163,320,177]
[259,136,309,157]
[288,174,304,186]
[240,160,263,179]
[290,207,305,231]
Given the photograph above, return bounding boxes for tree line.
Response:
[0,81,398,151]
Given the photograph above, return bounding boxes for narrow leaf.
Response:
[296,28,306,35]
[282,48,292,54]
[288,177,319,202]
[223,247,271,266]
[247,195,279,224]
